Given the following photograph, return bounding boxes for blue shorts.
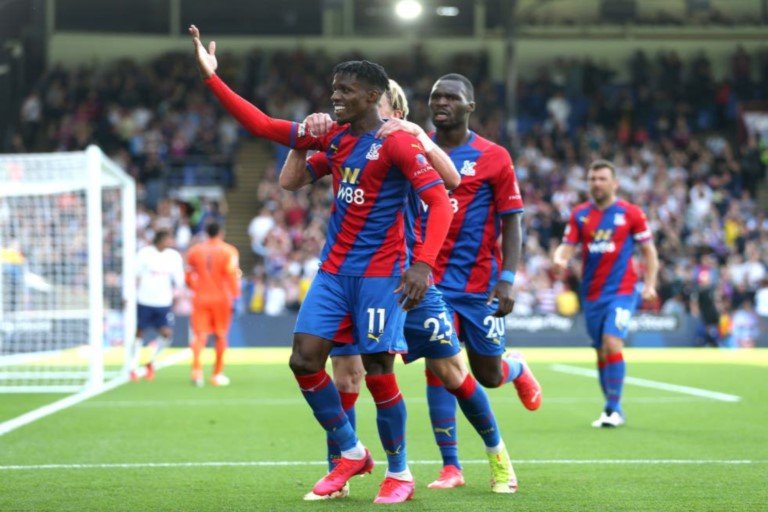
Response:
[137,304,174,331]
[583,293,639,348]
[330,342,359,358]
[402,286,461,363]
[439,287,507,357]
[295,270,407,355]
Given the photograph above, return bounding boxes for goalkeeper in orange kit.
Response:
[185,222,241,386]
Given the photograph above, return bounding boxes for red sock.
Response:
[447,373,478,400]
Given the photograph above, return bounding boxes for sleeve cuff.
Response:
[306,162,318,183]
[415,179,443,194]
[498,208,524,216]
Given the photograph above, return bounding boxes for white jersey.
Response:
[136,245,185,307]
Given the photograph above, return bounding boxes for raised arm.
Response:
[189,25,321,151]
[376,119,460,190]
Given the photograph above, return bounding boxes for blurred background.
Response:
[1,0,767,348]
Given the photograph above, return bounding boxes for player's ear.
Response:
[467,101,476,114]
[368,88,382,105]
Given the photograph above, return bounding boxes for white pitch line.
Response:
[0,350,190,437]
[0,459,761,471]
[550,364,742,403]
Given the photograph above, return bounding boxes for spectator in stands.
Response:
[731,298,759,348]
[9,44,768,342]
[754,278,768,344]
[248,206,275,258]
[661,290,687,318]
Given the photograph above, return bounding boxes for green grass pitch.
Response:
[1,348,766,511]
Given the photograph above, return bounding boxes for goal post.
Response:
[0,145,136,393]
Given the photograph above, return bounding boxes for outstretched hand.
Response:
[188,24,217,79]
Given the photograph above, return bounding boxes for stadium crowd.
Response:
[9,44,768,346]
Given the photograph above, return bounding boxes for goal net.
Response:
[0,146,136,393]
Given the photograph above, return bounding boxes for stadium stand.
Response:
[8,43,768,346]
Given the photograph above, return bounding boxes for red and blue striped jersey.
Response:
[316,149,431,267]
[204,75,444,277]
[304,127,443,277]
[428,132,524,294]
[563,199,652,302]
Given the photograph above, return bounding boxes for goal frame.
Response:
[0,145,136,393]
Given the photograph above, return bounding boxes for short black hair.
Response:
[153,229,171,245]
[205,222,221,238]
[332,60,389,92]
[436,73,475,101]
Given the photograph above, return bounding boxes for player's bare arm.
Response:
[189,25,217,79]
[553,243,575,271]
[639,241,660,302]
[395,261,432,311]
[280,149,314,191]
[376,119,460,190]
[280,112,335,190]
[488,212,522,317]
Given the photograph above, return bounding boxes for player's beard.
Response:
[590,188,612,207]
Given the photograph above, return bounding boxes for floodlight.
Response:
[395,0,423,20]
[436,6,459,16]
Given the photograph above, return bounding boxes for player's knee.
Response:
[332,357,365,391]
[289,352,315,375]
[427,358,467,389]
[334,371,363,393]
[602,336,624,354]
[288,350,324,376]
[473,366,504,388]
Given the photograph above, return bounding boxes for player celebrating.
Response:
[382,74,539,485]
[553,159,659,427]
[289,79,518,497]
[190,26,452,504]
[185,222,241,387]
[131,229,185,381]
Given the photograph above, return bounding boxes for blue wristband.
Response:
[500,270,516,284]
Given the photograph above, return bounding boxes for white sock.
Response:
[150,335,170,364]
[130,337,142,370]
[341,441,366,460]
[486,440,505,455]
[386,468,413,481]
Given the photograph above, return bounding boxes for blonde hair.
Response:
[385,79,409,120]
